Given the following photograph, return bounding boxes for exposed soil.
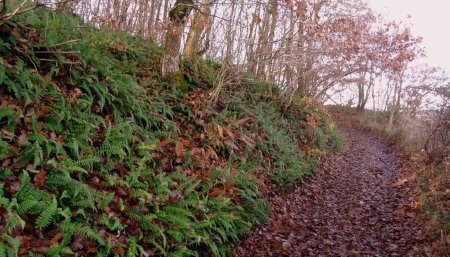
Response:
[234,126,431,257]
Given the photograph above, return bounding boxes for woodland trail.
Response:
[233,126,430,257]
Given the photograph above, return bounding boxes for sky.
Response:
[367,0,450,74]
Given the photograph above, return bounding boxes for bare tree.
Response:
[163,0,194,75]
[183,0,212,64]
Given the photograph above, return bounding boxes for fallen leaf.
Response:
[114,247,125,255]
[209,186,224,197]
[224,141,239,150]
[181,138,191,147]
[239,135,256,147]
[18,133,30,146]
[158,139,172,148]
[50,232,64,245]
[218,125,224,138]
[1,129,14,140]
[236,117,252,126]
[175,140,184,157]
[222,126,235,138]
[33,170,47,187]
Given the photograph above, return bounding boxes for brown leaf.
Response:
[1,129,14,140]
[169,190,182,202]
[209,186,224,197]
[104,114,113,125]
[181,138,191,147]
[175,141,184,157]
[34,106,51,118]
[114,247,125,255]
[114,163,128,175]
[217,125,224,138]
[224,141,239,150]
[236,117,252,126]
[239,135,256,147]
[11,28,20,36]
[18,133,30,146]
[190,147,203,156]
[7,181,21,194]
[69,87,83,98]
[33,170,47,187]
[206,147,218,159]
[50,232,64,245]
[2,158,11,168]
[222,126,235,138]
[87,245,99,253]
[158,139,173,148]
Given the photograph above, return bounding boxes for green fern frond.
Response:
[36,197,58,229]
[98,192,114,209]
[0,234,20,257]
[163,206,195,219]
[59,221,105,245]
[0,107,20,131]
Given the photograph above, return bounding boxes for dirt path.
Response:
[234,127,430,257]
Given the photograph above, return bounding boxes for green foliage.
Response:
[181,60,199,87]
[218,91,339,187]
[0,9,341,257]
[168,71,190,92]
[35,197,58,229]
[197,59,221,86]
[0,106,20,132]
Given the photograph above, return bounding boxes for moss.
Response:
[168,71,189,92]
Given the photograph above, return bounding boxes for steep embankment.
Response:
[234,126,430,256]
[0,10,341,256]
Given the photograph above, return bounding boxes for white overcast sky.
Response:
[367,0,450,73]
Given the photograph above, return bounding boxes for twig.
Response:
[40,58,80,65]
[0,0,77,25]
[34,50,80,54]
[48,26,97,30]
[48,38,81,48]
[0,0,28,25]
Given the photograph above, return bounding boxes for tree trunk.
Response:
[224,1,237,63]
[387,71,405,130]
[264,0,278,92]
[255,1,272,77]
[356,67,368,110]
[296,0,307,97]
[147,0,158,40]
[246,2,261,73]
[283,10,295,90]
[163,0,194,75]
[183,0,212,64]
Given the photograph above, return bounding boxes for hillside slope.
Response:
[0,10,341,256]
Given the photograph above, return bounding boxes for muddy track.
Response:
[234,127,430,257]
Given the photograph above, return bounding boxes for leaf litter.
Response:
[234,127,431,257]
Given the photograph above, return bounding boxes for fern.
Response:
[3,198,26,231]
[0,107,20,131]
[99,214,125,231]
[35,197,58,229]
[0,234,20,257]
[98,192,115,209]
[46,172,98,210]
[0,139,11,160]
[59,221,105,245]
[126,236,145,257]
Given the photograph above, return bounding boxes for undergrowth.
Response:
[0,9,340,256]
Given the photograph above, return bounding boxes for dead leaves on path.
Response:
[234,127,431,257]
